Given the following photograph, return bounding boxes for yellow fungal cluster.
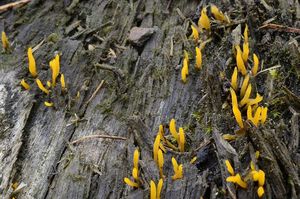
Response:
[125,121,187,195]
[183,4,229,83]
[1,31,10,52]
[171,157,183,180]
[225,160,247,189]
[168,119,186,152]
[229,25,268,129]
[150,179,163,199]
[124,149,140,188]
[20,47,68,107]
[249,156,266,198]
[234,25,260,76]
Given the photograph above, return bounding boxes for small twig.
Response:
[259,23,300,34]
[85,80,105,105]
[170,36,174,57]
[176,8,186,21]
[71,134,127,145]
[256,64,281,76]
[94,63,125,78]
[0,0,30,13]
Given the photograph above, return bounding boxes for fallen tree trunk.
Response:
[0,0,299,198]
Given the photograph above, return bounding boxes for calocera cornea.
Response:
[195,47,202,70]
[235,46,247,75]
[178,127,185,152]
[150,179,163,199]
[124,148,141,188]
[239,84,252,107]
[226,173,247,189]
[242,42,249,62]
[171,157,183,180]
[124,177,139,188]
[157,149,164,178]
[230,87,245,129]
[210,4,229,23]
[153,134,161,164]
[20,79,30,90]
[190,25,199,43]
[28,47,37,78]
[198,7,211,30]
[44,101,53,107]
[240,74,249,97]
[50,54,60,87]
[169,119,179,142]
[1,31,10,51]
[225,160,235,176]
[252,53,259,76]
[60,73,66,91]
[231,67,238,91]
[36,79,49,95]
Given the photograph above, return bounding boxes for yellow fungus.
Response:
[252,107,262,126]
[169,119,179,142]
[252,53,259,76]
[46,81,51,88]
[28,47,37,78]
[242,42,249,63]
[133,149,139,169]
[178,127,185,152]
[50,54,60,87]
[158,149,164,177]
[172,157,178,171]
[171,157,183,180]
[233,104,244,128]
[240,74,250,97]
[257,186,265,198]
[191,25,199,42]
[258,170,265,186]
[195,47,202,70]
[150,180,156,199]
[210,4,227,22]
[250,161,256,171]
[261,107,268,124]
[157,179,163,199]
[225,160,235,176]
[158,125,165,141]
[190,156,197,164]
[1,31,10,51]
[60,73,66,91]
[244,24,249,43]
[198,7,210,30]
[132,168,138,180]
[230,88,238,108]
[44,101,53,107]
[181,65,187,83]
[184,50,189,66]
[239,84,252,107]
[235,46,247,75]
[159,143,166,153]
[247,93,263,106]
[12,182,18,190]
[36,79,50,95]
[226,173,247,189]
[20,79,30,90]
[252,170,259,181]
[247,105,253,121]
[153,134,161,163]
[255,151,260,159]
[231,67,238,91]
[124,177,139,188]
[222,134,236,141]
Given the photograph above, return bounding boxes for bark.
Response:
[0,0,299,198]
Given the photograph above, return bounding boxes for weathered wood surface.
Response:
[0,0,299,198]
